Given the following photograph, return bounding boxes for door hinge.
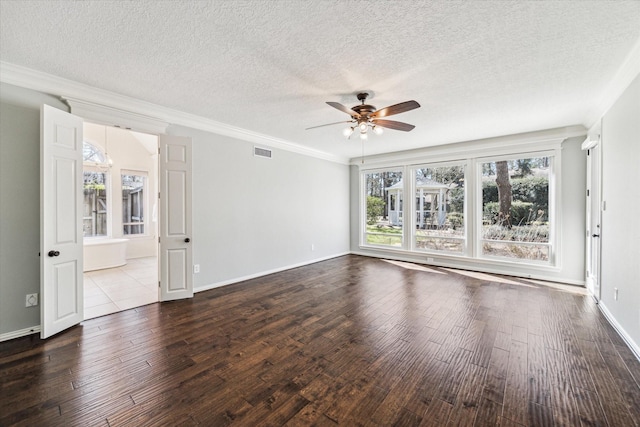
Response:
[158,147,160,154]
[158,281,161,288]
[158,192,160,199]
[158,237,160,243]
[587,189,590,197]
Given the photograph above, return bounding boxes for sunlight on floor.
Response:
[83,257,158,320]
[382,259,447,274]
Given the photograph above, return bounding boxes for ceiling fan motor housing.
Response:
[352,104,377,117]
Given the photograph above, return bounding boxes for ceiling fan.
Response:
[306,93,420,139]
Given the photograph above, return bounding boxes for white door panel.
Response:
[159,135,192,301]
[41,105,84,338]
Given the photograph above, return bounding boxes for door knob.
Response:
[48,250,60,257]
[184,238,190,243]
[592,234,600,238]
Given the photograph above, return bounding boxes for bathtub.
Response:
[83,238,129,272]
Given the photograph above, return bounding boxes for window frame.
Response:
[475,150,558,267]
[121,169,149,237]
[358,145,562,271]
[82,140,112,238]
[360,166,406,250]
[409,160,469,256]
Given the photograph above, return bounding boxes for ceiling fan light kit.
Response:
[307,92,420,140]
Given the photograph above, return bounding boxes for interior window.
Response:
[122,173,146,235]
[83,141,109,237]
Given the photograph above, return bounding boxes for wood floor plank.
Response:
[502,339,528,426]
[1,255,638,426]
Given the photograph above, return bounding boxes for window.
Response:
[122,172,147,235]
[364,170,403,247]
[83,141,106,164]
[83,141,109,237]
[83,171,108,237]
[479,155,552,263]
[414,164,466,253]
[359,147,558,269]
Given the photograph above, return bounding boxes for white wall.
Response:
[599,74,640,353]
[167,125,351,290]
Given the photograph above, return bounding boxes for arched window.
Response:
[83,140,107,164]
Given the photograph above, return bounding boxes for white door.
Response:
[159,135,193,301]
[585,143,601,300]
[40,105,84,338]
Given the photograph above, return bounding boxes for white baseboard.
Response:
[194,252,351,293]
[0,325,40,342]
[598,302,640,362]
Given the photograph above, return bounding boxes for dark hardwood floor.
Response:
[1,255,639,426]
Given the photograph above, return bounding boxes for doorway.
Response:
[584,137,601,300]
[41,105,193,338]
[81,123,159,319]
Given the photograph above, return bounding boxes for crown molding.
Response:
[63,97,170,134]
[584,36,640,127]
[352,125,587,168]
[0,61,349,164]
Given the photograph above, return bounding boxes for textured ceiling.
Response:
[1,0,639,160]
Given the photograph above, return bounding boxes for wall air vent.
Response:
[254,147,272,159]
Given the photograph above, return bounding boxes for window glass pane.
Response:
[364,171,403,247]
[122,174,146,235]
[414,165,465,253]
[480,156,551,262]
[83,171,108,237]
[83,141,106,163]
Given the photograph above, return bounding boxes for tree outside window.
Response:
[481,156,551,262]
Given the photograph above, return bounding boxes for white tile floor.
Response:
[83,256,158,320]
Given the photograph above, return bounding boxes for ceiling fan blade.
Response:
[326,102,360,118]
[371,100,420,118]
[372,119,416,132]
[305,121,353,130]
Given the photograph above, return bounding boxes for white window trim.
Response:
[474,149,559,267]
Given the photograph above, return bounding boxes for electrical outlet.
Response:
[25,293,38,307]
[311,244,315,251]
[614,288,618,301]
[427,257,434,263]
[193,264,200,274]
